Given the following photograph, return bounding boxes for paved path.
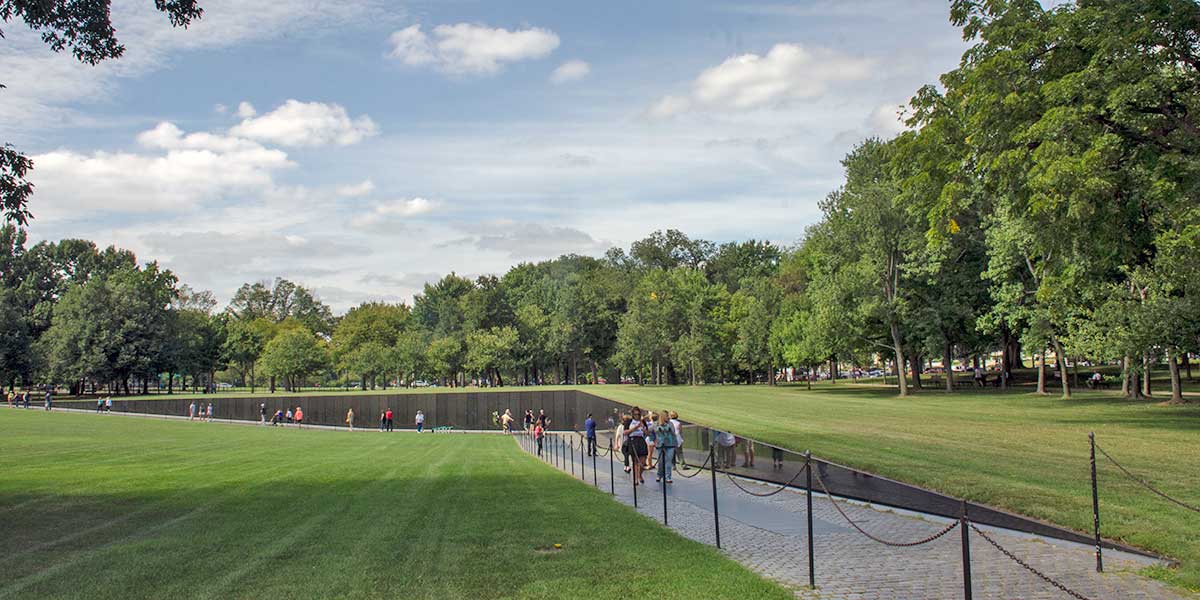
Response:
[521,433,1190,600]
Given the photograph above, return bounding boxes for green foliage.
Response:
[259,326,329,390]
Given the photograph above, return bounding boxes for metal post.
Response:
[661,449,669,525]
[632,461,639,508]
[960,500,973,600]
[1090,432,1103,572]
[710,442,721,549]
[570,437,575,476]
[593,446,598,487]
[609,439,615,495]
[805,451,815,589]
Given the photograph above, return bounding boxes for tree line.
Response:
[1,1,1197,401]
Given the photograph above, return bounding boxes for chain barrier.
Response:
[723,462,810,497]
[813,466,960,547]
[1095,442,1200,514]
[672,452,712,478]
[968,523,1094,600]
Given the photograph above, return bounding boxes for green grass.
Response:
[596,383,1200,590]
[0,410,790,599]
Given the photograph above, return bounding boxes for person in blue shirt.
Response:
[584,413,597,456]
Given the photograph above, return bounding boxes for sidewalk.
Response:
[520,433,1187,600]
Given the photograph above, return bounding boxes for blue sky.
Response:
[2,0,969,311]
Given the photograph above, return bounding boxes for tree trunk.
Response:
[829,357,837,385]
[807,364,813,390]
[1167,347,1184,403]
[769,358,776,386]
[1051,336,1071,399]
[909,353,923,389]
[270,375,276,394]
[943,341,954,393]
[1184,353,1192,381]
[249,363,256,394]
[168,373,174,394]
[1142,354,1153,397]
[891,322,908,397]
[1121,355,1131,397]
[1037,348,1047,394]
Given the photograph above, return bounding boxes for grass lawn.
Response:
[597,383,1200,591]
[0,410,790,600]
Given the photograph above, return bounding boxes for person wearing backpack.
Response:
[655,411,678,483]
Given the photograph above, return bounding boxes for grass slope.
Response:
[0,410,789,600]
[598,383,1200,590]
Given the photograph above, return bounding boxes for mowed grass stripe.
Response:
[0,411,790,599]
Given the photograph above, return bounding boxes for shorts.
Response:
[629,436,649,458]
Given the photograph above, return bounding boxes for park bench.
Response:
[432,425,454,433]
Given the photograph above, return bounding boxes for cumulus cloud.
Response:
[141,230,368,283]
[648,43,872,117]
[30,124,292,218]
[550,59,590,83]
[388,23,559,75]
[235,101,257,118]
[230,99,378,147]
[351,197,439,230]
[336,179,376,197]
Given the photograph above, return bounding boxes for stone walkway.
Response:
[520,433,1191,600]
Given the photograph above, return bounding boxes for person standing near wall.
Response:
[501,409,513,434]
[584,413,596,456]
[105,397,112,413]
[415,410,425,433]
[189,401,197,421]
[655,411,677,483]
[260,403,267,425]
[669,411,686,470]
[534,422,545,456]
[346,408,354,432]
[206,402,213,422]
[385,408,394,432]
[294,406,304,429]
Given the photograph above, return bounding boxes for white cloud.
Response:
[336,179,376,197]
[867,103,907,135]
[235,101,257,119]
[550,59,590,84]
[0,0,399,134]
[30,134,292,218]
[214,103,228,114]
[649,43,873,117]
[351,197,439,230]
[446,221,610,259]
[388,23,559,75]
[230,99,378,147]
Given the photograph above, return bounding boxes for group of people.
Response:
[94,397,114,412]
[188,401,216,422]
[264,406,304,427]
[373,408,424,432]
[2,389,52,410]
[613,407,684,485]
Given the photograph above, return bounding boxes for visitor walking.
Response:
[23,390,30,408]
[286,408,293,425]
[645,411,658,470]
[669,411,686,470]
[415,410,425,433]
[189,401,197,421]
[626,408,648,485]
[259,403,268,425]
[43,389,52,411]
[716,430,737,469]
[501,409,514,434]
[294,406,304,429]
[385,408,394,432]
[272,409,283,426]
[206,402,213,422]
[584,413,597,456]
[105,397,112,413]
[379,410,386,432]
[534,422,545,456]
[346,408,355,431]
[523,409,534,432]
[616,415,630,473]
[536,409,550,430]
[96,398,103,413]
[655,411,677,483]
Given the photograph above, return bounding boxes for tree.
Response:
[259,326,328,392]
[1,0,204,224]
[465,326,519,386]
[730,277,783,385]
[222,318,266,392]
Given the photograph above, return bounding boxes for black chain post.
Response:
[961,500,973,600]
[570,437,575,476]
[632,459,639,508]
[609,439,615,495]
[580,434,586,482]
[1089,432,1103,573]
[593,445,598,487]
[806,451,815,589]
[710,442,721,549]
[661,448,669,525]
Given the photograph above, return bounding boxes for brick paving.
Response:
[522,434,1191,600]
